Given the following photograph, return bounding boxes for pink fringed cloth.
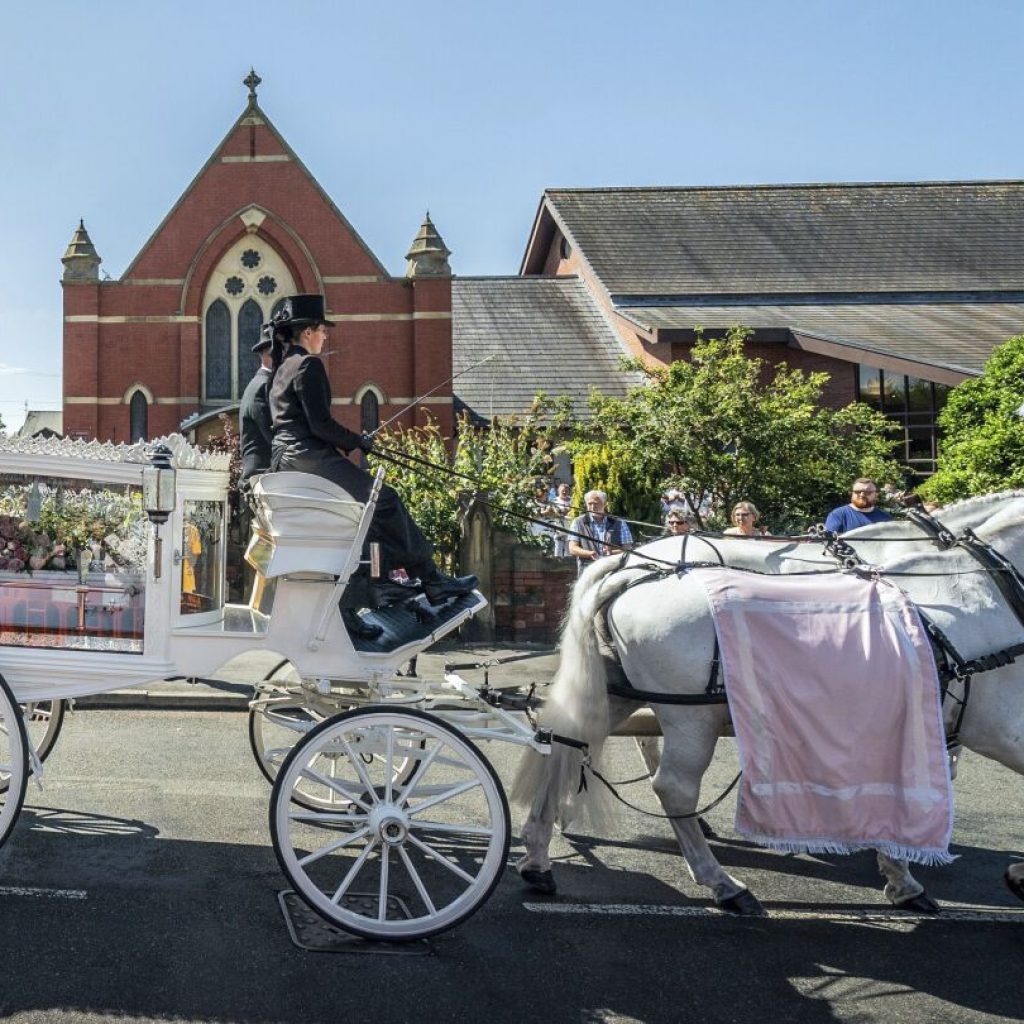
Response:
[692,567,954,865]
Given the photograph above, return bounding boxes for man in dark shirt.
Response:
[238,323,275,488]
[268,294,477,609]
[824,477,893,533]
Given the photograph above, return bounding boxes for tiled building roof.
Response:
[541,181,1024,298]
[452,276,643,420]
[618,300,1024,375]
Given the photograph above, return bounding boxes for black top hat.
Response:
[251,322,274,353]
[274,294,334,329]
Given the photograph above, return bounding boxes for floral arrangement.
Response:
[0,480,147,575]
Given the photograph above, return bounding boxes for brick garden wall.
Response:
[490,533,574,643]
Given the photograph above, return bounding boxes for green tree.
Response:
[920,334,1024,504]
[572,329,902,532]
[368,401,567,566]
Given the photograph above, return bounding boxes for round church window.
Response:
[257,275,277,295]
[225,276,244,296]
[241,249,262,269]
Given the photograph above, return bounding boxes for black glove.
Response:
[360,432,375,454]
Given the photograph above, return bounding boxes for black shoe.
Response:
[422,570,479,604]
[342,608,384,641]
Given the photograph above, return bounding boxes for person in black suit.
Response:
[267,295,477,623]
[238,322,275,488]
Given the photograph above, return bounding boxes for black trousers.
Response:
[270,443,435,579]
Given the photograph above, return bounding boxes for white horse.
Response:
[513,492,1024,915]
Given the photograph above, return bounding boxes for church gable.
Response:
[122,76,386,286]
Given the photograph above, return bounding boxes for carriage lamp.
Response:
[143,443,177,579]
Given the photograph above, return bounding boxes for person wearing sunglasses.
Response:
[824,477,892,533]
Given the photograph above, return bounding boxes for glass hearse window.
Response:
[0,474,147,653]
[180,499,224,615]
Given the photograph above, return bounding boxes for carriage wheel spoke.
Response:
[408,819,493,838]
[405,832,475,884]
[384,728,395,804]
[298,765,372,813]
[288,810,368,824]
[398,845,437,916]
[407,779,481,816]
[298,826,370,868]
[338,737,378,799]
[397,743,442,804]
[377,845,390,921]
[330,837,378,904]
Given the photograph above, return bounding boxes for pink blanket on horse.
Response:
[693,567,954,865]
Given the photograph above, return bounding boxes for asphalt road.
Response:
[0,699,1021,1024]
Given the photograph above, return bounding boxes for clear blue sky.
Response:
[1,0,1021,432]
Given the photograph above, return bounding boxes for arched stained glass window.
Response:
[360,391,380,434]
[237,299,263,395]
[129,390,148,442]
[205,300,231,400]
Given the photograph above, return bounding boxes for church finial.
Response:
[62,219,102,283]
[405,212,452,278]
[243,67,262,104]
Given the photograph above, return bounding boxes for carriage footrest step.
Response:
[276,891,431,954]
[348,591,484,654]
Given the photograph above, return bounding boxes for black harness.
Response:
[817,509,1024,747]
[599,511,1024,748]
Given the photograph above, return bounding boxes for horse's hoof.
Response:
[1004,869,1024,902]
[894,891,941,914]
[520,868,557,895]
[697,817,717,840]
[717,889,768,917]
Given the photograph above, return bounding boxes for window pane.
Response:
[907,377,933,412]
[881,372,906,413]
[180,499,224,615]
[934,382,951,410]
[360,392,379,433]
[907,426,934,460]
[129,391,148,442]
[205,300,231,400]
[858,365,882,409]
[0,474,146,653]
[237,299,263,397]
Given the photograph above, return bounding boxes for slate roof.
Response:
[541,182,1024,297]
[618,301,1024,375]
[452,277,643,419]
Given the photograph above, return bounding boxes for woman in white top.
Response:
[723,500,766,536]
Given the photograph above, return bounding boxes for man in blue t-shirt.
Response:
[824,477,893,533]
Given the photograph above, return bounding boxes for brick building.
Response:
[519,184,1024,479]
[61,72,455,446]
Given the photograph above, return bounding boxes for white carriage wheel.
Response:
[22,699,68,765]
[270,707,510,942]
[0,674,30,850]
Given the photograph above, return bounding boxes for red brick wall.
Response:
[491,537,574,643]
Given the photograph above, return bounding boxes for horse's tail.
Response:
[511,556,643,828]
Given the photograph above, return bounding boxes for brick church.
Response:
[61,70,457,447]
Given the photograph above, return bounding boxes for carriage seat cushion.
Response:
[249,472,367,578]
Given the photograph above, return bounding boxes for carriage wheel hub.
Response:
[369,803,409,846]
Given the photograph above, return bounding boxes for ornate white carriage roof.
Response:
[0,432,231,472]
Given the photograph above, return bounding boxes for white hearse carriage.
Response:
[0,434,548,941]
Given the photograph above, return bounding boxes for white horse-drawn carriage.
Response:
[3,432,1021,940]
[0,433,549,941]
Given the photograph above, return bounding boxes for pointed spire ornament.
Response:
[243,68,262,106]
[61,219,102,282]
[404,212,452,278]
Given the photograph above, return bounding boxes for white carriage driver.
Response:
[243,294,477,639]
